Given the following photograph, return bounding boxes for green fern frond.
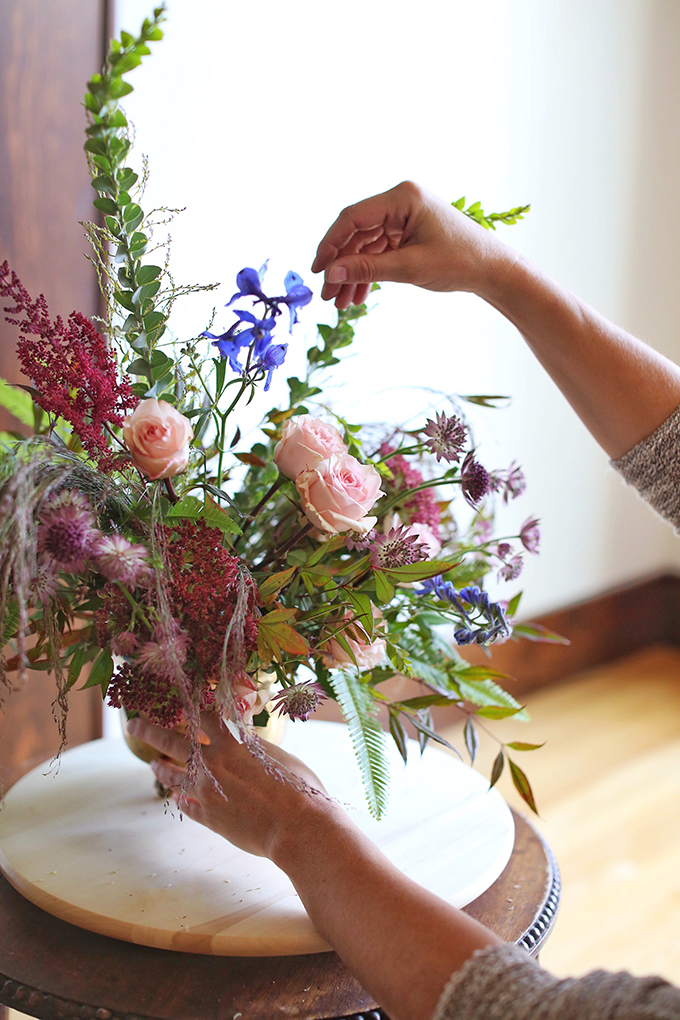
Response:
[331,671,390,819]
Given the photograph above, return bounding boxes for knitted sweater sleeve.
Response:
[431,943,680,1020]
[610,404,680,530]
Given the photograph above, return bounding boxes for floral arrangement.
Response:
[0,7,556,818]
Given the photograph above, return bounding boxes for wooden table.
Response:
[0,810,559,1020]
[0,729,560,1020]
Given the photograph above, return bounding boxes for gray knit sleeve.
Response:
[431,944,680,1020]
[611,404,680,531]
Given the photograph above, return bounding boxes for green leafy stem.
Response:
[83,6,167,377]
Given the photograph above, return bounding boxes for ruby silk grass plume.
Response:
[0,4,563,818]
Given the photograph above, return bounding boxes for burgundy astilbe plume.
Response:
[0,262,138,471]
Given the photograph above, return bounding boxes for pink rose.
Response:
[296,453,383,535]
[123,398,194,480]
[274,415,347,479]
[322,610,387,670]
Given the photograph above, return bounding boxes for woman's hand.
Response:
[126,711,499,1020]
[124,713,327,859]
[311,180,510,309]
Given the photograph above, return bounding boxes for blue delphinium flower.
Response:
[256,343,288,391]
[280,270,313,331]
[202,262,312,391]
[417,576,510,645]
[226,262,270,306]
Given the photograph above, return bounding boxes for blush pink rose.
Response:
[322,611,387,670]
[296,453,383,535]
[123,398,194,480]
[273,415,347,479]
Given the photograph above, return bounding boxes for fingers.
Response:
[126,716,191,764]
[311,182,418,275]
[150,756,186,790]
[320,247,422,308]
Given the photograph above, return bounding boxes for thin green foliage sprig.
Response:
[454,196,531,231]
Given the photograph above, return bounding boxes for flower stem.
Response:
[164,478,179,504]
[235,475,287,548]
[255,521,313,569]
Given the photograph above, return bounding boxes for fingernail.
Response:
[326,264,347,284]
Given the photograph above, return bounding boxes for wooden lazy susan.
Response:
[0,720,514,956]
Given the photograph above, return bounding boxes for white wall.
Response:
[113,0,680,617]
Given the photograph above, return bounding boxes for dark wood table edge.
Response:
[0,810,560,1020]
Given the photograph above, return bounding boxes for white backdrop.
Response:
[113,0,680,617]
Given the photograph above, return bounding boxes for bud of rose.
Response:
[273,415,347,479]
[296,453,383,535]
[123,398,194,481]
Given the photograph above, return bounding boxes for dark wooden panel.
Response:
[0,0,108,772]
[0,0,105,415]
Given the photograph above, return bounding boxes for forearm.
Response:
[271,799,500,1020]
[478,250,680,459]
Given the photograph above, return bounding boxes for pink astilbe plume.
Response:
[380,446,441,537]
[0,262,138,472]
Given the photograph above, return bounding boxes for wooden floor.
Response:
[443,642,680,984]
[6,643,680,1018]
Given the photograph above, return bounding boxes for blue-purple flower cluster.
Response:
[417,576,510,645]
[202,263,312,391]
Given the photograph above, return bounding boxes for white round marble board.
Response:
[0,720,514,957]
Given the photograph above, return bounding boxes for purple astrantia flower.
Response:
[460,452,491,508]
[490,461,527,504]
[270,681,327,722]
[110,630,140,657]
[94,534,151,588]
[37,490,101,573]
[29,564,60,605]
[369,525,428,570]
[137,620,189,680]
[519,517,541,554]
[345,528,375,552]
[422,411,467,463]
[497,554,523,582]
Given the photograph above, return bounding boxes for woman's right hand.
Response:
[124,712,329,860]
[311,180,512,309]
